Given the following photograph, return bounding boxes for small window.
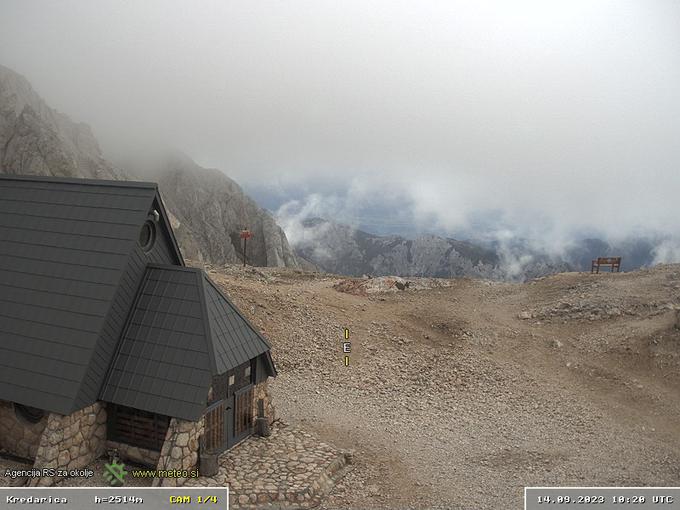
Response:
[244,365,251,378]
[107,405,169,452]
[212,373,229,401]
[138,220,156,252]
[14,403,45,424]
[228,375,235,386]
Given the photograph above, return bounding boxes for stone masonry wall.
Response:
[153,417,203,487]
[106,440,160,468]
[253,380,276,425]
[0,400,48,460]
[29,402,107,487]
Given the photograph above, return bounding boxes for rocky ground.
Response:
[3,263,678,508]
[199,262,680,510]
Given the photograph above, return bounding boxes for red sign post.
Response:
[240,229,252,267]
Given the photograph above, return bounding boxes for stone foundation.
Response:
[153,417,203,487]
[29,403,107,487]
[0,400,48,460]
[253,380,276,425]
[106,440,160,468]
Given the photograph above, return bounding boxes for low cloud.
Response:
[652,239,680,265]
[275,196,336,262]
[1,1,678,258]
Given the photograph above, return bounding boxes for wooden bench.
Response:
[591,257,621,273]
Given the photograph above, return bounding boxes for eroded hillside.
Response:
[197,262,680,509]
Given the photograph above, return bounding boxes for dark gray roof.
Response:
[0,174,184,414]
[102,265,274,421]
[100,266,211,420]
[204,276,272,373]
[0,174,273,421]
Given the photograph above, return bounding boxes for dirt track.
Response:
[203,263,680,509]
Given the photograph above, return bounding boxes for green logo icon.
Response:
[103,460,127,486]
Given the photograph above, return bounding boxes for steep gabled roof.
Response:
[0,174,184,414]
[101,265,275,421]
[203,275,272,374]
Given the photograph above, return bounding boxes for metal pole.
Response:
[243,236,247,267]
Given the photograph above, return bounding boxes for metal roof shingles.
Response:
[0,175,272,418]
[0,177,156,414]
[101,266,212,421]
[102,265,274,420]
[202,275,271,374]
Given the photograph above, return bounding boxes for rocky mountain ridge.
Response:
[0,64,299,268]
[291,217,572,280]
[288,217,664,280]
[147,152,299,267]
[0,64,124,180]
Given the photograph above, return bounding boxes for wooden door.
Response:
[228,385,253,448]
[203,400,227,453]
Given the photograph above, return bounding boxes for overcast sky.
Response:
[1,1,679,245]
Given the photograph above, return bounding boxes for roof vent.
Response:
[139,220,157,252]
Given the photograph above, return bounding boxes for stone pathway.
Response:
[186,423,351,509]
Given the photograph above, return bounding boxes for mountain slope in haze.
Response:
[292,216,663,280]
[145,152,300,267]
[294,217,508,279]
[0,64,299,268]
[563,237,658,272]
[0,64,124,180]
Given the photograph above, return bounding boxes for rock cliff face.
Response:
[0,65,123,180]
[0,64,299,268]
[149,153,299,267]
